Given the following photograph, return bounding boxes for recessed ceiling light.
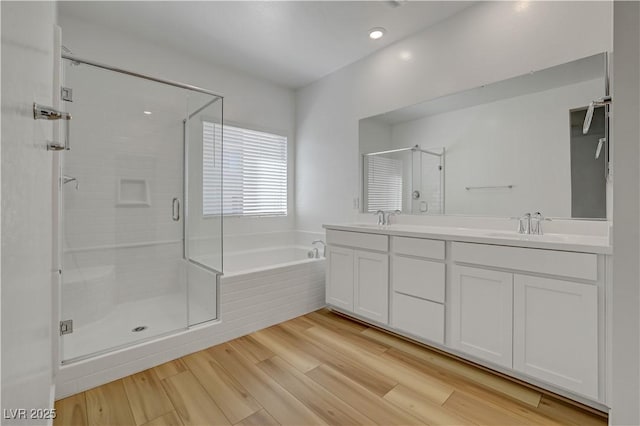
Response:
[143,111,152,115]
[369,27,386,40]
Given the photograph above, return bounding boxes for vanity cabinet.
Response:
[450,266,513,368]
[354,250,389,323]
[325,246,354,311]
[513,274,598,399]
[324,226,608,406]
[451,242,600,399]
[326,230,389,324]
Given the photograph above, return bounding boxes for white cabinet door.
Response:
[451,266,513,368]
[513,275,598,399]
[354,250,389,324]
[326,246,355,311]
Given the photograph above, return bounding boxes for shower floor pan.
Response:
[62,292,209,362]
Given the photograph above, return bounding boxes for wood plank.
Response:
[277,322,398,397]
[207,342,327,426]
[228,335,274,364]
[235,409,280,426]
[251,326,322,373]
[123,369,174,425]
[161,371,231,426]
[85,380,136,426]
[183,350,262,424]
[384,385,475,426]
[362,327,542,407]
[304,312,389,354]
[305,325,454,404]
[306,364,423,425]
[443,391,550,425]
[305,310,368,334]
[280,315,315,333]
[536,396,607,426]
[154,359,188,380]
[55,310,606,426]
[141,411,183,426]
[258,356,374,425]
[54,393,88,426]
[381,348,559,425]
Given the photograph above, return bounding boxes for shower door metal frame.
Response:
[56,54,224,365]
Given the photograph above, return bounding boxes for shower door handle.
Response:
[172,198,180,221]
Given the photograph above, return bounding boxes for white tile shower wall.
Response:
[295,1,613,232]
[62,63,186,307]
[58,14,297,242]
[390,79,603,218]
[55,259,325,398]
[1,1,57,420]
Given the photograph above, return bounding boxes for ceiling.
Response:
[58,1,474,89]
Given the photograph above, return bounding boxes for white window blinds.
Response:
[203,122,288,217]
[366,156,403,212]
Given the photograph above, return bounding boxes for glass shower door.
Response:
[185,94,223,326]
[59,58,221,362]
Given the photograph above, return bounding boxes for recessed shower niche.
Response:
[117,178,150,206]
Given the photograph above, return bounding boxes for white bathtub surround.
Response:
[55,231,325,398]
[324,223,611,410]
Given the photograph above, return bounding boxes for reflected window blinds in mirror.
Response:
[358,52,609,219]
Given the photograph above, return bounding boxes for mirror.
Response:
[359,53,609,219]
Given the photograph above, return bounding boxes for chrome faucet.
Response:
[374,210,385,226]
[531,212,551,235]
[517,212,532,234]
[312,240,326,257]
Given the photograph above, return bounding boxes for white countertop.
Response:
[323,223,612,254]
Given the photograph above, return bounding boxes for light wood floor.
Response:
[55,309,607,426]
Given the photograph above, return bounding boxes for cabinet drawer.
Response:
[391,236,445,260]
[392,293,444,344]
[452,242,597,281]
[327,230,388,252]
[392,256,445,303]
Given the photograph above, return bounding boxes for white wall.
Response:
[611,2,640,424]
[390,79,603,217]
[57,14,297,238]
[1,1,57,422]
[296,1,613,232]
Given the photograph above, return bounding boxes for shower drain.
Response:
[132,326,148,332]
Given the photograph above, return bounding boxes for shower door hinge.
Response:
[61,87,73,102]
[60,319,73,335]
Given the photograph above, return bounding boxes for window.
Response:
[203,122,288,217]
[365,156,403,212]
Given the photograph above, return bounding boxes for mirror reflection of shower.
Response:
[363,145,444,215]
[582,95,611,134]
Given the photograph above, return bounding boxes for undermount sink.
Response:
[485,232,568,242]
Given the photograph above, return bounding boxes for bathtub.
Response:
[56,231,326,399]
[196,245,320,276]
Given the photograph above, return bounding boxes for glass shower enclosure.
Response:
[363,146,444,215]
[58,56,223,362]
